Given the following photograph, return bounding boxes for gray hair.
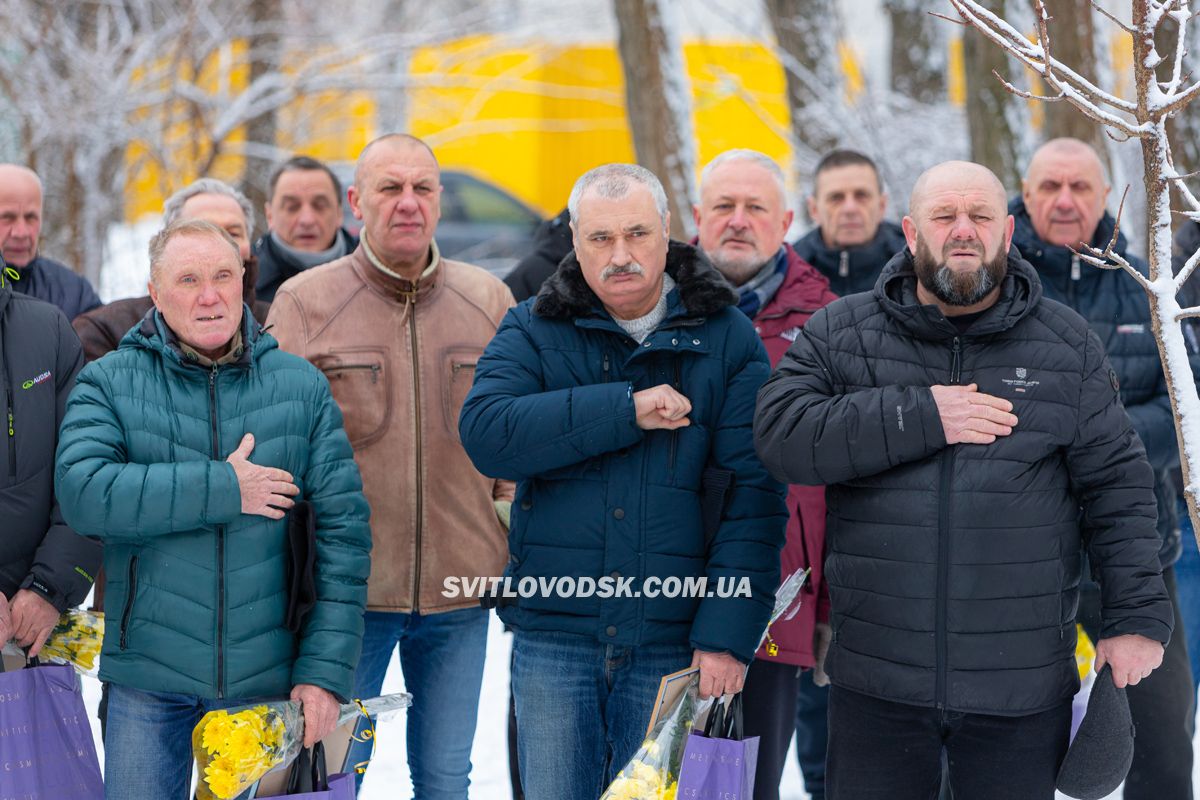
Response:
[567,163,669,227]
[148,219,242,285]
[700,149,787,198]
[162,178,255,233]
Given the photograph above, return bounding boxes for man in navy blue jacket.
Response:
[460,163,787,800]
[0,165,101,320]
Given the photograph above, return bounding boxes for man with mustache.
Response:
[1012,137,1194,799]
[694,148,837,800]
[756,160,1171,799]
[460,163,787,799]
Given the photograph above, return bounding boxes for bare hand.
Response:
[226,433,299,519]
[812,622,832,687]
[633,385,692,430]
[692,649,746,699]
[0,593,11,646]
[1095,634,1164,688]
[291,683,340,748]
[930,384,1018,445]
[10,590,61,657]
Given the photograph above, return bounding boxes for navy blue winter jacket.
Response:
[793,220,908,298]
[13,256,102,321]
[459,242,788,664]
[1012,198,1185,566]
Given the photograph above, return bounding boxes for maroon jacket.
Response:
[751,245,838,667]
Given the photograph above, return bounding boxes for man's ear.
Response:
[901,216,918,251]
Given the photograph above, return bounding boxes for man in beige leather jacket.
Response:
[266,133,514,798]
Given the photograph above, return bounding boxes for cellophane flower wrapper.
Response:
[1,608,105,678]
[600,677,700,800]
[193,692,411,800]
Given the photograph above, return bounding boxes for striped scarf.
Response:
[735,247,788,320]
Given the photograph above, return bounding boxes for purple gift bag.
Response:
[282,773,355,799]
[676,694,758,800]
[0,662,103,799]
[279,742,356,798]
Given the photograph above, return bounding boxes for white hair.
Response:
[700,149,787,198]
[567,163,669,227]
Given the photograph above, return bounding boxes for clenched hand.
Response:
[930,384,1018,445]
[10,589,60,657]
[226,433,299,519]
[692,649,747,699]
[1095,634,1164,688]
[633,385,691,430]
[291,683,340,747]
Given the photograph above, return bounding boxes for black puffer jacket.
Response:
[792,220,907,297]
[12,256,102,321]
[755,249,1172,715]
[503,208,573,302]
[253,228,358,303]
[1012,198,1186,566]
[0,282,98,609]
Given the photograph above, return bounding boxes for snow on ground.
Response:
[77,611,1200,799]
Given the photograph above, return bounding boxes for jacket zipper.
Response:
[409,304,424,613]
[119,554,140,650]
[668,358,682,474]
[1068,254,1080,306]
[936,336,962,709]
[838,250,849,278]
[327,363,381,383]
[209,363,227,698]
[796,507,815,594]
[602,352,610,381]
[4,381,13,479]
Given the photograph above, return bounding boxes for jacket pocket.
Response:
[315,347,391,449]
[443,347,484,440]
[119,554,140,651]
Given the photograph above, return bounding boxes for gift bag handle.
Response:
[702,694,745,740]
[285,741,330,794]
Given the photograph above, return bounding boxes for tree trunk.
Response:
[962,0,1030,190]
[241,0,282,240]
[885,0,945,104]
[613,0,697,240]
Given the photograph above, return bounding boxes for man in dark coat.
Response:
[504,208,572,302]
[0,164,101,320]
[694,148,837,800]
[72,178,270,365]
[756,160,1172,799]
[0,255,97,664]
[1013,137,1194,799]
[793,150,907,298]
[253,156,358,303]
[460,163,787,800]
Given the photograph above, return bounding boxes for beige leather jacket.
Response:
[267,241,515,613]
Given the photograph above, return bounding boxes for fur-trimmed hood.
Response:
[532,240,737,320]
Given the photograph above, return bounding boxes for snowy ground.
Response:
[76,612,1200,799]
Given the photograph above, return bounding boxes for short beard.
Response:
[709,251,769,287]
[913,237,1008,307]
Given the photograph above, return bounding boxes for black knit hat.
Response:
[1056,664,1135,800]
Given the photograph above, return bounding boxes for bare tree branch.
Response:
[1089,1,1135,33]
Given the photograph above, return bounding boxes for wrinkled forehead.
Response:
[1027,150,1106,187]
[702,161,786,204]
[362,143,440,185]
[575,184,662,232]
[162,231,242,268]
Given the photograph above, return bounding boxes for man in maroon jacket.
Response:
[695,149,838,800]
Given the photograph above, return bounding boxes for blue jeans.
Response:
[510,629,693,800]
[103,683,273,800]
[347,607,489,799]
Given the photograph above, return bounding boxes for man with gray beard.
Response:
[755,160,1171,799]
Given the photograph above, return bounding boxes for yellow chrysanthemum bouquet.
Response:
[192,693,411,800]
[2,608,104,676]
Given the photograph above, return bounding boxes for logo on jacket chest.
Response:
[1001,367,1040,393]
[20,370,51,390]
[779,326,802,343]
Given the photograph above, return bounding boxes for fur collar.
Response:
[533,240,737,320]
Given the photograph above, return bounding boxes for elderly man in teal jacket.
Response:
[55,219,371,800]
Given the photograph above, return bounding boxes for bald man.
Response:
[0,165,100,320]
[1013,137,1195,799]
[756,160,1172,799]
[266,133,515,796]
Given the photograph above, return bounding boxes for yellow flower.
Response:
[201,713,235,755]
[205,768,243,800]
[659,781,678,800]
[629,761,663,788]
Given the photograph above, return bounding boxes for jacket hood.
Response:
[874,246,1044,340]
[533,240,737,320]
[1009,196,1132,276]
[123,303,274,370]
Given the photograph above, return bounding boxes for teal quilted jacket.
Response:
[55,308,371,701]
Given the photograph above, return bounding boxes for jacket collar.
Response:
[532,240,737,322]
[128,303,270,372]
[756,244,834,323]
[874,247,1043,341]
[797,221,908,276]
[350,237,444,305]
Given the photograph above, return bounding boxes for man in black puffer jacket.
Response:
[756,160,1172,800]
[793,149,907,298]
[1014,137,1194,800]
[0,257,98,662]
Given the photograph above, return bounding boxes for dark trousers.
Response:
[826,687,1071,800]
[794,668,829,800]
[1079,565,1195,800]
[742,659,803,800]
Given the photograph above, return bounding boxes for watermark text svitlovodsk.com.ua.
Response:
[442,575,753,600]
